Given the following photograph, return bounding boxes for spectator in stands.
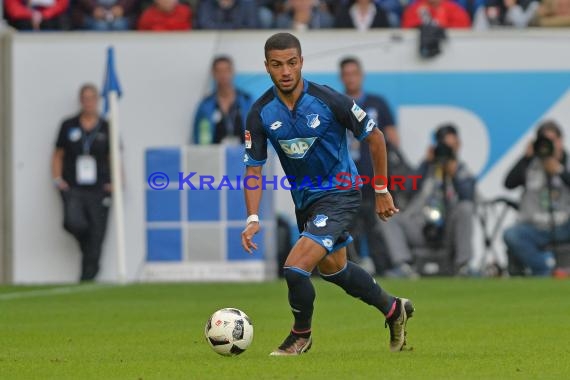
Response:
[472,0,539,29]
[453,0,486,21]
[5,0,69,30]
[257,0,285,27]
[377,0,408,26]
[192,55,253,145]
[334,0,390,29]
[534,0,570,26]
[339,56,403,275]
[503,121,570,276]
[196,0,259,29]
[402,0,471,28]
[72,0,137,30]
[52,84,112,282]
[381,124,476,277]
[137,0,192,30]
[275,0,334,30]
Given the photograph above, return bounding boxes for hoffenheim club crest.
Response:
[306,114,320,129]
[313,214,328,227]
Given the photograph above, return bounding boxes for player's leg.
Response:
[318,240,414,351]
[270,236,327,356]
[283,237,327,335]
[318,248,396,315]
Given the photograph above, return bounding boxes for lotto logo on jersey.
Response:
[351,102,367,122]
[278,137,317,159]
[365,119,376,133]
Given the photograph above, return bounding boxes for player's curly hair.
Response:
[264,33,302,59]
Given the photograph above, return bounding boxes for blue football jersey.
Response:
[244,79,378,210]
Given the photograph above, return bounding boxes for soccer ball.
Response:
[204,308,254,356]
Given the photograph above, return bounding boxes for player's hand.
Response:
[375,192,399,222]
[241,222,260,254]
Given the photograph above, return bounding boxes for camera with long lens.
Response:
[422,142,454,244]
[533,135,555,159]
[422,197,445,244]
[433,142,455,163]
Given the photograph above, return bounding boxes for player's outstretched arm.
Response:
[241,165,263,254]
[365,128,399,221]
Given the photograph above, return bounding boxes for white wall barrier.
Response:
[2,30,570,283]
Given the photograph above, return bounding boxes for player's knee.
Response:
[283,266,312,285]
[319,262,348,285]
[318,257,346,277]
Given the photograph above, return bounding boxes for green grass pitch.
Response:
[1,278,569,379]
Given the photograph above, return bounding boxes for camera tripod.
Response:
[475,197,519,276]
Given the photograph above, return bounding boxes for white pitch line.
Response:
[0,284,115,301]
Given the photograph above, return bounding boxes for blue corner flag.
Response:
[102,46,123,115]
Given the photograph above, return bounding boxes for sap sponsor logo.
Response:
[279,137,317,159]
[365,119,376,133]
[322,238,333,249]
[306,114,320,129]
[351,102,366,122]
[270,121,282,130]
[313,214,328,227]
[244,130,252,149]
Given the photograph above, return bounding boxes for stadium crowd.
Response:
[3,0,570,31]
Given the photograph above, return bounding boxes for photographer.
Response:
[381,124,476,277]
[503,121,570,276]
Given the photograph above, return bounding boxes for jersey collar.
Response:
[272,79,309,111]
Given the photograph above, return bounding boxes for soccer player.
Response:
[240,32,415,356]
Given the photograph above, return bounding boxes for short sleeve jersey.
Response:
[55,115,111,189]
[244,79,378,210]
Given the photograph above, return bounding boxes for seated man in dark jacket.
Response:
[380,124,476,276]
[503,120,570,276]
